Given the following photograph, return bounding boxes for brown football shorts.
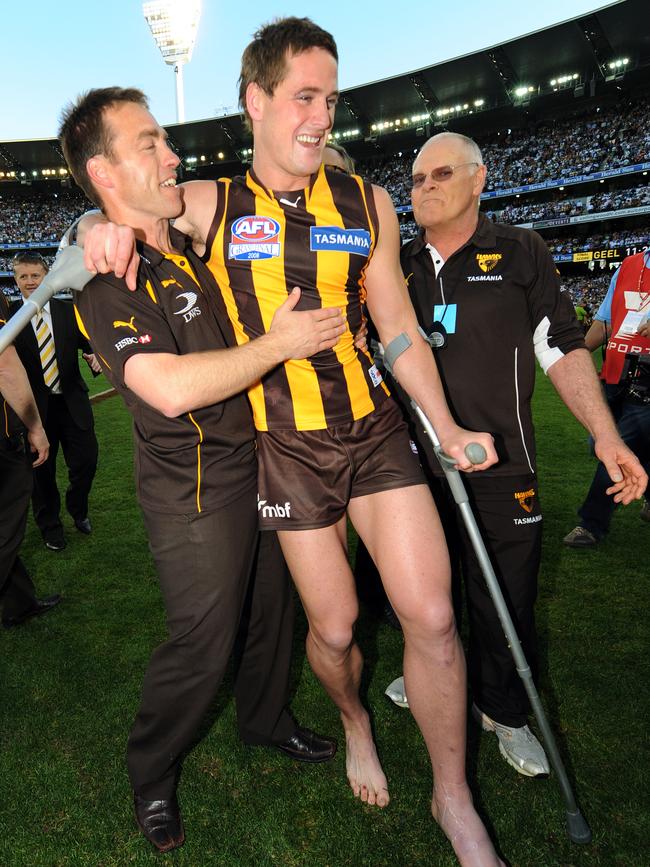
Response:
[256,398,426,530]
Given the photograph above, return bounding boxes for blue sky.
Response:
[2,0,615,141]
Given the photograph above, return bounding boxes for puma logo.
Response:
[113,316,137,333]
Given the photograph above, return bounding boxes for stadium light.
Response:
[329,128,360,140]
[514,85,535,98]
[608,58,629,70]
[550,73,579,87]
[143,0,201,124]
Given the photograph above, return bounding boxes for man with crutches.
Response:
[385,133,646,782]
[77,20,511,865]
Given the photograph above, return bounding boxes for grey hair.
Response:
[418,132,484,166]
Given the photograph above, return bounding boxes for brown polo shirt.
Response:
[401,216,585,477]
[75,228,256,515]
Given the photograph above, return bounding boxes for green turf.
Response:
[1,360,648,866]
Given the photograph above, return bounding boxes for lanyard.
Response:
[636,252,650,312]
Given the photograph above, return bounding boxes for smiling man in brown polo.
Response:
[58,86,345,853]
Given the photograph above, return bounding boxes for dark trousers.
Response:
[441,475,542,728]
[33,394,98,536]
[0,440,38,622]
[128,486,295,799]
[578,386,650,539]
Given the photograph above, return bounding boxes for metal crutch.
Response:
[383,346,591,845]
[0,246,93,355]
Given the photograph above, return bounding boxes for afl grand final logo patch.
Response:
[229,216,281,261]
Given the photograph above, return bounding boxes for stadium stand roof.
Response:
[1,0,648,176]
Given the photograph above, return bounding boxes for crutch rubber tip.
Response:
[465,443,487,465]
[566,810,592,844]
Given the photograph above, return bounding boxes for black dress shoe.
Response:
[44,532,66,551]
[74,517,92,535]
[275,727,337,763]
[2,594,62,628]
[134,794,185,852]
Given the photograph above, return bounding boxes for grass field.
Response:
[1,362,648,866]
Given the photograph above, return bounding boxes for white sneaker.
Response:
[385,675,409,708]
[562,525,598,548]
[472,703,550,777]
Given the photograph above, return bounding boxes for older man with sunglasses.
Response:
[385,132,646,778]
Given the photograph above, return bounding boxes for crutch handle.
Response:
[464,443,487,464]
[436,442,487,468]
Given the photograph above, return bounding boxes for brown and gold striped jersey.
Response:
[203,165,390,431]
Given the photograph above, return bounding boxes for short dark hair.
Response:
[238,17,338,130]
[12,251,48,271]
[58,87,148,207]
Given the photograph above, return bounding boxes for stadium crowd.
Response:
[480,98,650,191]
[545,228,649,253]
[485,183,650,225]
[559,272,613,307]
[359,97,650,204]
[0,191,86,244]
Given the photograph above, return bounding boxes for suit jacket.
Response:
[10,297,94,431]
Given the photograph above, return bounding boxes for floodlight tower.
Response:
[143,0,201,123]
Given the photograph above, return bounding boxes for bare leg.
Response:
[278,519,389,807]
[350,486,504,867]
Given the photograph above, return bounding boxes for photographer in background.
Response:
[564,251,650,547]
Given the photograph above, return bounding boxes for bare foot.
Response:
[432,783,505,867]
[343,715,390,807]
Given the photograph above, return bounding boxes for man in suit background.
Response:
[0,290,61,627]
[11,252,99,551]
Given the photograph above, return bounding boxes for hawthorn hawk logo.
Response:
[476,253,502,273]
[514,488,535,514]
